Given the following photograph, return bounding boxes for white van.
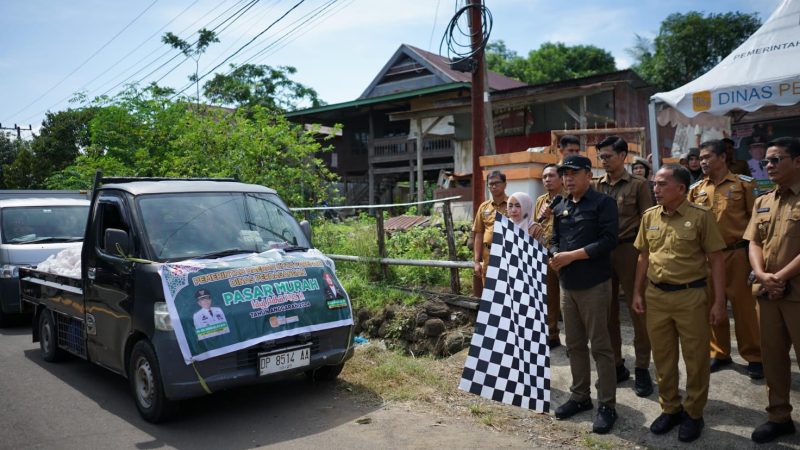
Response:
[0,196,90,325]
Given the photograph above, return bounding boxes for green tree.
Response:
[629,11,761,91]
[3,147,37,189]
[203,63,322,111]
[2,108,96,188]
[486,40,617,84]
[162,28,219,103]
[0,134,27,188]
[48,85,339,207]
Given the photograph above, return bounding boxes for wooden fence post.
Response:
[442,200,461,294]
[375,208,389,280]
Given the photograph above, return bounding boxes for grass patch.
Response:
[582,435,614,449]
[341,343,453,403]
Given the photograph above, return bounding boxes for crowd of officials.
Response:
[471,134,800,443]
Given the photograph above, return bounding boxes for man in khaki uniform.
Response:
[688,139,762,378]
[632,164,727,443]
[472,171,509,279]
[744,137,800,444]
[532,163,563,349]
[593,136,654,396]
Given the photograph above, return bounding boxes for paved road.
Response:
[0,319,526,450]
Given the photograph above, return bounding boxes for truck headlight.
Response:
[1,265,19,278]
[154,302,173,331]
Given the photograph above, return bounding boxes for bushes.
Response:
[310,216,474,310]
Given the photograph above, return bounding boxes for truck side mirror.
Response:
[104,228,130,256]
[299,220,312,244]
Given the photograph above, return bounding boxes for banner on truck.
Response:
[158,250,353,364]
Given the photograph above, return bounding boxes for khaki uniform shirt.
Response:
[687,171,756,247]
[743,180,800,302]
[534,192,558,245]
[593,171,654,241]
[472,195,509,245]
[634,200,726,284]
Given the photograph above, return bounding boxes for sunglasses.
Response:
[759,156,792,168]
[597,154,615,161]
[488,181,505,187]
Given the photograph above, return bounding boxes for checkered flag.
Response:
[459,212,551,412]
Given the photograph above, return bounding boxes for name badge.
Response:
[648,225,659,230]
[757,207,770,213]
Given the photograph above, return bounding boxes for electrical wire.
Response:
[170,0,306,99]
[20,0,243,124]
[439,2,492,65]
[10,0,160,120]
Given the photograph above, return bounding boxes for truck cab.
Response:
[21,177,353,423]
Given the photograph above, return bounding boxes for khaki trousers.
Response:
[609,242,651,369]
[646,284,710,419]
[561,279,616,407]
[758,298,800,423]
[709,247,761,362]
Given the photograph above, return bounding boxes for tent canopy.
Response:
[652,0,800,126]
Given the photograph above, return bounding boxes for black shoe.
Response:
[592,404,617,434]
[650,409,685,435]
[678,416,705,442]
[548,337,561,349]
[748,362,764,379]
[752,420,796,443]
[710,358,732,373]
[554,398,593,420]
[634,368,654,397]
[616,363,630,383]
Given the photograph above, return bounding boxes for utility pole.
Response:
[470,0,486,218]
[469,0,487,297]
[0,123,33,140]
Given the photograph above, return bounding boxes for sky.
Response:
[0,0,783,136]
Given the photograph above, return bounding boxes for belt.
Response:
[651,278,706,292]
[724,240,748,252]
[618,237,636,245]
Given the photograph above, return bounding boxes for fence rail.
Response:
[293,196,468,294]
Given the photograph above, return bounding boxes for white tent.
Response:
[648,0,800,168]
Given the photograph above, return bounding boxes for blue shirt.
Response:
[550,188,619,290]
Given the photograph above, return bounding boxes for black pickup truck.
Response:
[19,175,354,423]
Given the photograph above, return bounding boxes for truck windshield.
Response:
[137,192,311,261]
[2,206,88,244]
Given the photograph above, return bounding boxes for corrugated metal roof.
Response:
[285,83,469,117]
[385,215,430,231]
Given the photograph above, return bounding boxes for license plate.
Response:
[259,345,311,376]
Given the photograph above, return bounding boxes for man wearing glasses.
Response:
[688,139,762,379]
[593,136,654,397]
[472,171,509,279]
[744,137,800,444]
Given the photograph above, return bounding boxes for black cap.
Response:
[687,148,700,158]
[558,155,592,174]
[195,289,212,300]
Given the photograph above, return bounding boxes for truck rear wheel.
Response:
[39,310,66,362]
[305,363,344,382]
[129,340,178,423]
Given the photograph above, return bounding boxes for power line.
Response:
[10,0,160,120]
[171,0,306,99]
[240,0,348,65]
[20,0,247,124]
[97,0,260,101]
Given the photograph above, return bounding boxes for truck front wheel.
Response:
[129,340,178,423]
[305,363,344,382]
[39,310,66,362]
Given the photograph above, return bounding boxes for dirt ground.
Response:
[342,301,800,449]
